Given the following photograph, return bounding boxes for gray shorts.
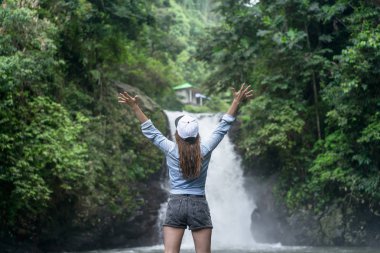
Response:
[163,194,213,231]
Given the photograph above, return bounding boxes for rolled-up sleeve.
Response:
[141,120,175,154]
[202,114,235,153]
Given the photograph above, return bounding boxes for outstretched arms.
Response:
[226,83,254,117]
[118,83,253,122]
[118,91,148,124]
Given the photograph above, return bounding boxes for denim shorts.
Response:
[163,194,213,231]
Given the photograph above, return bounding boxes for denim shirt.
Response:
[141,114,235,195]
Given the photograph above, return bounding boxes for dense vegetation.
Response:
[199,0,380,218]
[0,0,215,248]
[1,0,380,249]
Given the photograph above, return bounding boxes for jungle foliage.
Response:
[0,0,215,245]
[2,0,380,248]
[198,0,380,215]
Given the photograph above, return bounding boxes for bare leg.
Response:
[192,228,212,253]
[163,226,185,253]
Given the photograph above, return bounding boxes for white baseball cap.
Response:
[175,115,199,139]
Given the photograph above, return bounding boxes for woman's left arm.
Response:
[202,83,254,153]
[118,91,148,123]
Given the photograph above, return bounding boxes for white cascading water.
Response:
[158,111,257,250]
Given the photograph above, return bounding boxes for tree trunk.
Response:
[311,71,321,140]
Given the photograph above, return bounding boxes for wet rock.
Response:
[342,206,369,246]
[0,241,43,253]
[320,203,344,245]
[242,165,380,247]
[284,209,323,245]
[248,174,286,244]
[248,187,380,247]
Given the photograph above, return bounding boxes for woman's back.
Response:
[141,114,235,195]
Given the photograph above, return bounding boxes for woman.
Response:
[118,84,253,253]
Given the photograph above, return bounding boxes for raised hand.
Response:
[118,91,148,123]
[118,91,139,107]
[231,83,254,103]
[226,83,254,116]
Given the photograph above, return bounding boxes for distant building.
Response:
[173,83,208,106]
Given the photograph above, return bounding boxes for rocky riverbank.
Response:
[1,169,168,253]
[248,171,380,247]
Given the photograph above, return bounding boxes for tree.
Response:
[197,0,380,216]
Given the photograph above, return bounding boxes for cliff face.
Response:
[249,171,380,247]
[62,165,168,251]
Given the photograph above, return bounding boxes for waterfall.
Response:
[158,111,257,249]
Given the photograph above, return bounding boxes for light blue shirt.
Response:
[141,114,235,195]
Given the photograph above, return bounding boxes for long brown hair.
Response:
[175,132,202,179]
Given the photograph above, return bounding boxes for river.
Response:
[75,245,379,253]
[73,112,378,253]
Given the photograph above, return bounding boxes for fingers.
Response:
[239,83,246,93]
[123,91,133,100]
[238,83,251,95]
[232,83,254,101]
[117,91,141,108]
[232,83,255,100]
[118,92,127,100]
[118,93,127,103]
[117,93,125,102]
[232,83,245,99]
[245,90,254,96]
[118,91,135,104]
[243,85,250,94]
[244,89,254,100]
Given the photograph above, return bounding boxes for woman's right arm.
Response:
[118,91,174,154]
[140,120,175,154]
